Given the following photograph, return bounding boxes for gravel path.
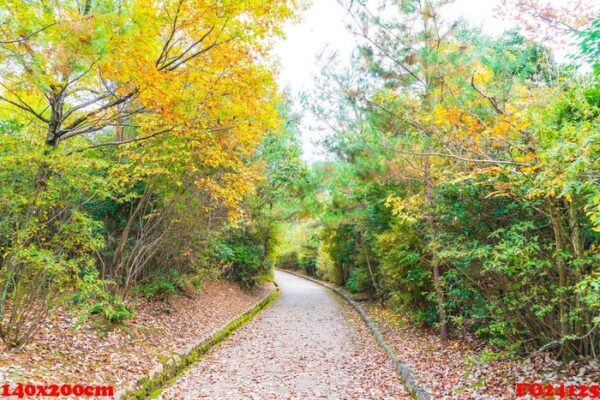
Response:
[159,270,410,399]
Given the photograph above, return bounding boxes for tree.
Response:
[308,0,599,358]
[498,0,599,72]
[0,0,296,347]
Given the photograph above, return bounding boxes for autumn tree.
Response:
[308,0,599,358]
[0,0,296,347]
[335,0,478,339]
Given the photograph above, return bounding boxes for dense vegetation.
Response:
[0,0,598,366]
[278,0,599,360]
[0,0,301,348]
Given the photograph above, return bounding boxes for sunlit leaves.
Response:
[0,0,296,347]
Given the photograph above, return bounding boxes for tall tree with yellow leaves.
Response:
[0,0,296,347]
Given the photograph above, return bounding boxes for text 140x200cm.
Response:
[0,383,114,398]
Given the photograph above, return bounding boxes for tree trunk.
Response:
[360,233,379,295]
[425,153,447,339]
[566,199,592,356]
[549,202,570,359]
[420,0,447,340]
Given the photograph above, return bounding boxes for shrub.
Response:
[375,220,433,316]
[316,243,343,284]
[133,270,182,300]
[277,251,300,271]
[89,300,132,324]
[346,267,371,293]
[299,255,317,276]
[216,235,268,288]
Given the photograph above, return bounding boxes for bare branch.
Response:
[61,94,110,121]
[156,0,185,67]
[65,128,172,155]
[0,23,57,44]
[370,142,527,166]
[59,91,137,134]
[471,75,505,116]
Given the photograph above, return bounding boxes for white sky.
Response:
[272,0,568,161]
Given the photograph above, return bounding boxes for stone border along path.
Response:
[117,284,280,399]
[281,269,432,400]
[158,270,411,399]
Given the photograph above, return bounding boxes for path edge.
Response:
[116,283,280,400]
[278,269,432,400]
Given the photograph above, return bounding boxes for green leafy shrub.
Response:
[375,220,433,317]
[133,270,182,300]
[277,251,300,271]
[322,223,358,286]
[346,267,371,293]
[88,294,132,325]
[316,243,343,284]
[299,255,317,276]
[216,233,268,288]
[191,275,204,290]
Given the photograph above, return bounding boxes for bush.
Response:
[88,297,132,324]
[216,234,268,288]
[321,223,358,285]
[299,256,317,276]
[277,251,300,271]
[346,267,371,293]
[375,220,432,316]
[133,270,182,300]
[316,243,343,284]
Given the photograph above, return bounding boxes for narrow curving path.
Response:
[160,270,410,399]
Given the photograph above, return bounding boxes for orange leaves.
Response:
[432,105,483,146]
[435,106,482,131]
[488,114,527,139]
[108,0,292,215]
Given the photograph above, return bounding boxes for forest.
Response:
[0,0,598,398]
[0,0,303,347]
[281,0,600,361]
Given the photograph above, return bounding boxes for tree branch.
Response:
[0,95,49,123]
[471,76,505,116]
[0,23,57,44]
[65,129,172,155]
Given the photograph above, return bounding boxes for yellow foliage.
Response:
[472,63,494,85]
[0,0,297,220]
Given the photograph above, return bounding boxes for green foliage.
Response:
[0,123,111,346]
[0,0,297,349]
[305,1,600,360]
[375,219,433,321]
[277,252,300,271]
[298,256,317,276]
[321,223,358,285]
[316,242,341,284]
[134,270,183,300]
[89,300,133,325]
[216,231,268,288]
[345,268,371,293]
[578,18,600,75]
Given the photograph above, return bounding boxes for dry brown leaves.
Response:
[363,304,599,400]
[161,271,410,400]
[0,281,270,391]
